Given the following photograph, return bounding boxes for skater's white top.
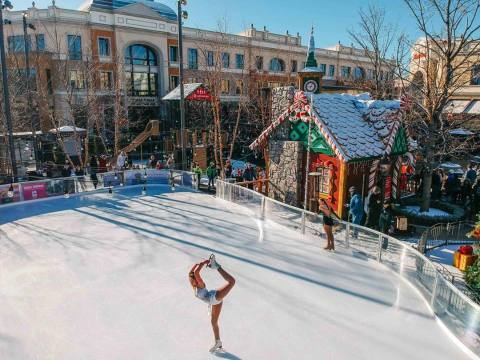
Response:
[0,187,472,359]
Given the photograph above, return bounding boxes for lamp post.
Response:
[0,0,17,181]
[177,0,188,170]
[23,12,39,171]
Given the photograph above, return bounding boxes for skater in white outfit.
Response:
[188,255,236,352]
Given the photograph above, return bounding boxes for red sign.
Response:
[187,87,212,101]
[23,182,47,201]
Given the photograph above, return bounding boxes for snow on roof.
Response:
[445,100,470,114]
[465,100,480,114]
[162,83,203,101]
[310,93,403,160]
[449,128,474,136]
[49,126,86,133]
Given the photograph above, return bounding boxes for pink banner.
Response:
[22,182,47,201]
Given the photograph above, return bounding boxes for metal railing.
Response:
[216,179,480,358]
[0,169,195,205]
[418,221,476,254]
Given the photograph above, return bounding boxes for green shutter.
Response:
[289,121,335,156]
[391,126,408,155]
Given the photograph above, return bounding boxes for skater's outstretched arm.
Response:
[190,260,208,289]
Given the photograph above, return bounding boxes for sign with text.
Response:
[23,182,47,201]
[187,87,212,101]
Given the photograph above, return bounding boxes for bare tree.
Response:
[349,4,397,99]
[396,0,480,211]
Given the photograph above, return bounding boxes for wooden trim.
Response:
[337,162,347,219]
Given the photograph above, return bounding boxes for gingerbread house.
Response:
[249,89,413,219]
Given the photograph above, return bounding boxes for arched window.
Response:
[124,44,158,66]
[124,44,159,97]
[269,58,285,72]
[354,67,365,80]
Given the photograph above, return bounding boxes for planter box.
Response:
[453,252,478,272]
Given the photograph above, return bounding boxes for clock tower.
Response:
[298,27,322,94]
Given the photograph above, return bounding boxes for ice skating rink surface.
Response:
[0,186,472,360]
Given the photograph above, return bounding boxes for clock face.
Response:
[304,80,318,93]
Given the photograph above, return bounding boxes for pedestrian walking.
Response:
[379,203,393,235]
[117,151,126,170]
[224,160,233,178]
[243,163,256,189]
[90,155,99,189]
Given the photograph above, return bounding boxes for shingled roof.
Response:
[250,91,406,162]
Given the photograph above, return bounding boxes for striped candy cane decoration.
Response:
[391,156,402,199]
[368,159,380,193]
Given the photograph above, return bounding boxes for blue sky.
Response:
[14,0,420,48]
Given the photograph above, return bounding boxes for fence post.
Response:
[377,233,383,262]
[345,223,350,248]
[301,212,306,234]
[260,197,265,220]
[431,273,439,309]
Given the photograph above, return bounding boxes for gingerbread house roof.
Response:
[250,91,406,162]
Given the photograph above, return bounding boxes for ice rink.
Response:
[0,186,472,360]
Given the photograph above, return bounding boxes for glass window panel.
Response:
[222,52,230,68]
[207,51,214,67]
[236,54,244,69]
[98,38,110,56]
[36,34,45,51]
[169,46,178,62]
[67,35,82,60]
[328,65,335,77]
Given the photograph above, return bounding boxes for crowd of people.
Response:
[190,160,267,192]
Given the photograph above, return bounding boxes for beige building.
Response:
[2,0,391,128]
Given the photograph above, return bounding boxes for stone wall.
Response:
[270,86,295,141]
[268,140,304,206]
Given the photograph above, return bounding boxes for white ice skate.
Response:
[209,339,223,353]
[207,254,220,270]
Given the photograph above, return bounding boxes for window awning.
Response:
[162,83,212,101]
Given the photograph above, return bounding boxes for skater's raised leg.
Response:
[215,267,235,302]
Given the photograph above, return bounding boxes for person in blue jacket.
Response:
[348,186,364,238]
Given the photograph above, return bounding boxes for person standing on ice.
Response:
[188,255,236,353]
[319,199,335,250]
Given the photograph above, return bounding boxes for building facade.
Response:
[3,0,392,132]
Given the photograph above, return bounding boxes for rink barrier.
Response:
[0,169,196,205]
[216,179,480,359]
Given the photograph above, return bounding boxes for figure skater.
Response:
[319,199,335,251]
[188,254,236,352]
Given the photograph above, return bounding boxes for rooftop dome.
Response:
[89,0,177,21]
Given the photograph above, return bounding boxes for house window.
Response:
[291,60,298,73]
[8,35,30,53]
[315,166,331,194]
[36,34,45,51]
[46,69,53,94]
[98,37,110,57]
[235,80,243,95]
[255,56,263,70]
[125,44,157,66]
[126,72,158,96]
[67,35,82,60]
[367,69,374,80]
[188,48,198,69]
[269,58,285,72]
[222,52,230,68]
[100,71,113,90]
[169,45,178,62]
[221,79,230,94]
[69,70,85,89]
[319,64,326,74]
[235,54,244,69]
[341,66,351,78]
[328,65,335,77]
[207,51,215,67]
[354,67,365,79]
[471,64,480,85]
[170,75,179,90]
